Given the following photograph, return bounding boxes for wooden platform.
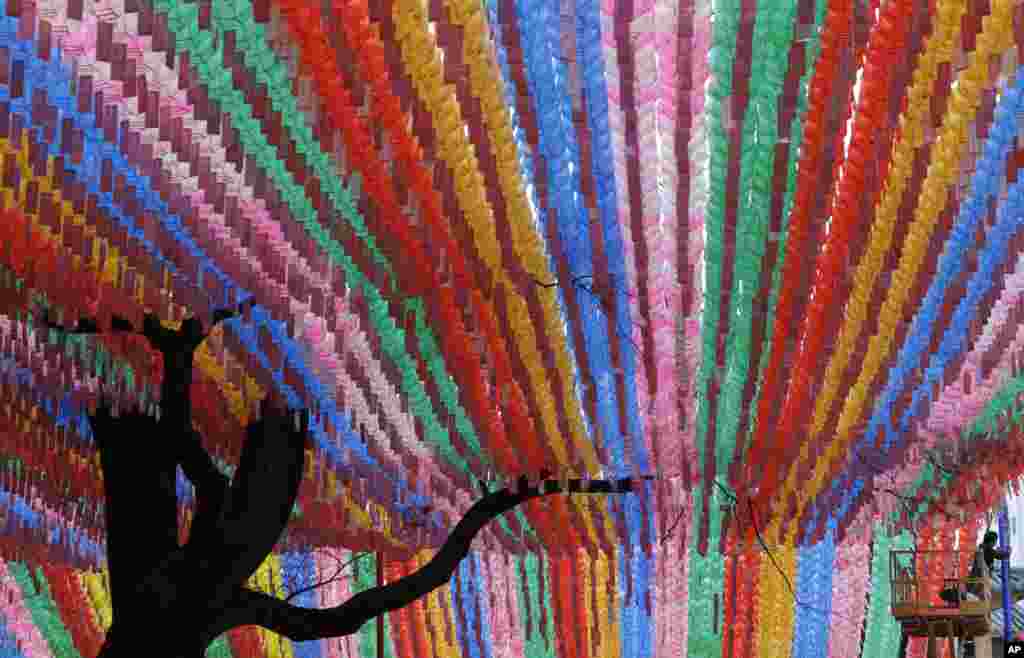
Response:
[894,605,992,638]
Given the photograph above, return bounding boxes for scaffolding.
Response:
[891,550,993,657]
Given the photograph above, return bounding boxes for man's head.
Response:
[143,312,162,335]
[984,531,999,546]
[181,315,204,340]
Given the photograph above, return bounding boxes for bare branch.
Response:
[194,404,310,607]
[284,551,371,604]
[38,310,101,335]
[530,274,642,354]
[34,301,136,337]
[211,297,257,329]
[201,477,652,643]
[659,505,687,545]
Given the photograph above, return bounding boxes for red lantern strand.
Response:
[275,0,542,476]
[779,0,887,499]
[764,0,915,520]
[378,0,580,479]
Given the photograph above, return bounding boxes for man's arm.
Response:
[110,315,137,333]
[140,313,181,353]
[38,307,101,334]
[212,296,257,326]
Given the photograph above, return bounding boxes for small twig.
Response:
[659,505,688,545]
[879,487,915,503]
[852,446,972,528]
[877,488,921,543]
[529,274,593,289]
[284,550,371,604]
[923,450,968,477]
[531,273,642,354]
[852,446,888,476]
[211,297,258,327]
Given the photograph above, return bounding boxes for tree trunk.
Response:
[92,409,646,658]
[78,310,650,657]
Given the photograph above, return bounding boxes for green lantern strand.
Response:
[686,532,726,657]
[860,526,909,657]
[7,562,83,658]
[713,0,801,508]
[515,552,558,658]
[690,0,738,545]
[739,0,828,476]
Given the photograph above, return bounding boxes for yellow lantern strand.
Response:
[393,0,598,472]
[386,0,609,550]
[806,0,967,443]
[80,569,112,633]
[772,0,1016,541]
[755,543,797,658]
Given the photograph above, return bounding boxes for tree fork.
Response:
[62,306,649,657]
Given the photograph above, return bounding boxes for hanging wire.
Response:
[706,478,868,625]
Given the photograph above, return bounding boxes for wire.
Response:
[851,445,980,528]
[531,274,643,354]
[660,503,688,545]
[706,478,866,626]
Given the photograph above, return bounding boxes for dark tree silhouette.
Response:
[44,304,650,658]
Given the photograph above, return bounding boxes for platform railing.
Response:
[890,550,992,618]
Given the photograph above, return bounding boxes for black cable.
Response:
[717,459,994,629]
[659,505,688,545]
[707,478,865,624]
[531,274,642,354]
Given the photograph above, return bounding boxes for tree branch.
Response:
[179,428,231,555]
[42,314,101,334]
[35,302,134,336]
[36,296,254,346]
[202,477,652,643]
[94,402,308,631]
[189,403,309,607]
[210,297,256,327]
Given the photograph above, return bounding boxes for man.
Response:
[954,533,1010,658]
[968,531,1010,596]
